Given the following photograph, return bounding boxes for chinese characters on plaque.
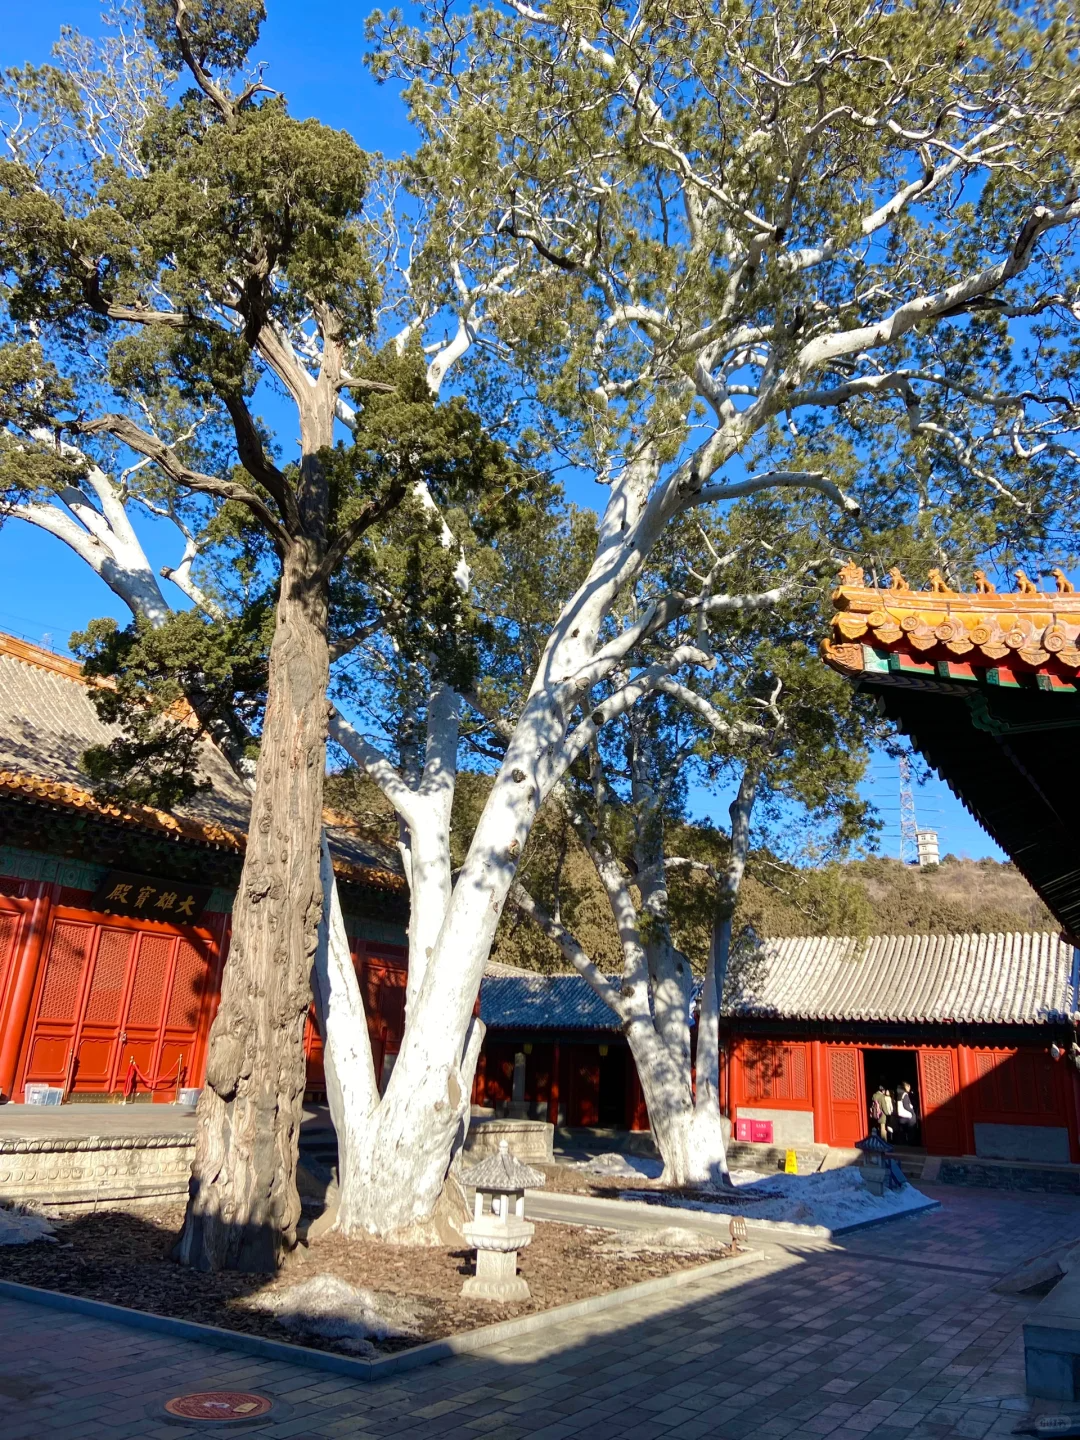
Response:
[92,870,211,922]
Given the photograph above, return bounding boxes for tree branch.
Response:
[76,413,290,551]
[508,882,626,1018]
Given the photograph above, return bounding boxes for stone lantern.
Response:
[461,1140,546,1301]
[855,1130,899,1196]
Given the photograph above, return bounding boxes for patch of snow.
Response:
[569,1152,664,1180]
[0,1206,54,1246]
[250,1274,430,1355]
[621,1165,936,1236]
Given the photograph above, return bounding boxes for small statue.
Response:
[1052,567,1075,594]
[1014,569,1039,595]
[973,569,996,594]
[837,560,866,588]
[927,568,954,595]
[887,566,909,591]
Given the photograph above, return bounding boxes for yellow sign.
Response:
[784,1149,798,1175]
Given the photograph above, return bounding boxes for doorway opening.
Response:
[862,1048,923,1148]
[597,1046,627,1127]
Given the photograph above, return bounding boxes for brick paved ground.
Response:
[3,1182,1080,1439]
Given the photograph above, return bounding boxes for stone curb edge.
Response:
[527,1186,940,1240]
[0,1134,194,1154]
[0,1248,762,1382]
[828,1197,941,1235]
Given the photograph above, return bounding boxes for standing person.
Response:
[895,1081,918,1144]
[870,1083,892,1140]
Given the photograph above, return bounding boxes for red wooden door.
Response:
[19,907,216,1100]
[568,1044,601,1126]
[825,1044,865,1146]
[918,1047,964,1155]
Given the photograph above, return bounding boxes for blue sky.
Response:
[1,1,1007,862]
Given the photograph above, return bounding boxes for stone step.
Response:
[725,1140,828,1174]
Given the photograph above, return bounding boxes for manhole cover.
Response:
[164,1391,274,1421]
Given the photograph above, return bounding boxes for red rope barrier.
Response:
[123,1053,185,1101]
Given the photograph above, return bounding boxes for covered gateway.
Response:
[724,931,1080,1162]
[477,968,650,1130]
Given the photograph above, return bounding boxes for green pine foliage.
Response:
[326,764,1051,975]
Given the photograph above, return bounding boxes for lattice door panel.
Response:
[918,1047,963,1155]
[825,1045,864,1146]
[829,1047,858,1100]
[37,921,92,1021]
[165,939,209,1031]
[22,918,96,1089]
[127,934,176,1029]
[20,908,215,1099]
[84,930,135,1025]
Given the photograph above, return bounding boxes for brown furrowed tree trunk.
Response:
[175,544,330,1272]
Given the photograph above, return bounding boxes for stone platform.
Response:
[464,1116,554,1163]
[0,1102,197,1209]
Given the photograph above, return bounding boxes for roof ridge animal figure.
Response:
[1014,569,1039,595]
[887,566,909,591]
[1052,567,1075,594]
[837,560,866,587]
[927,568,954,594]
[973,569,995,594]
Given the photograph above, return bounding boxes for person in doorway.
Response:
[870,1082,893,1140]
[894,1081,918,1143]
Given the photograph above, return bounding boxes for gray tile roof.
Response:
[480,975,620,1031]
[724,931,1078,1025]
[480,932,1079,1031]
[0,637,400,878]
[0,641,253,834]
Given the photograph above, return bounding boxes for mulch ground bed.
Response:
[0,1203,732,1357]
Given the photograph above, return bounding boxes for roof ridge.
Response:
[0,632,97,685]
[764,929,1065,941]
[0,768,405,890]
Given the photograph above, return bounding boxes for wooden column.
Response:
[1067,1054,1080,1165]
[728,1039,741,1132]
[811,1039,829,1146]
[473,1045,488,1107]
[0,885,52,1101]
[955,1045,979,1158]
[550,1039,561,1128]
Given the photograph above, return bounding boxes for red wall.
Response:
[0,887,225,1103]
[728,1033,1078,1158]
[473,1037,649,1130]
[0,880,407,1103]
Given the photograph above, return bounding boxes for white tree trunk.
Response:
[308,447,763,1235]
[623,1003,730,1187]
[696,918,726,1118]
[310,834,379,1193]
[336,1003,484,1240]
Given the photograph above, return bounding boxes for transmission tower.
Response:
[898,754,919,865]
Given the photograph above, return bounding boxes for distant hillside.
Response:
[325,769,1058,978]
[740,855,1056,940]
